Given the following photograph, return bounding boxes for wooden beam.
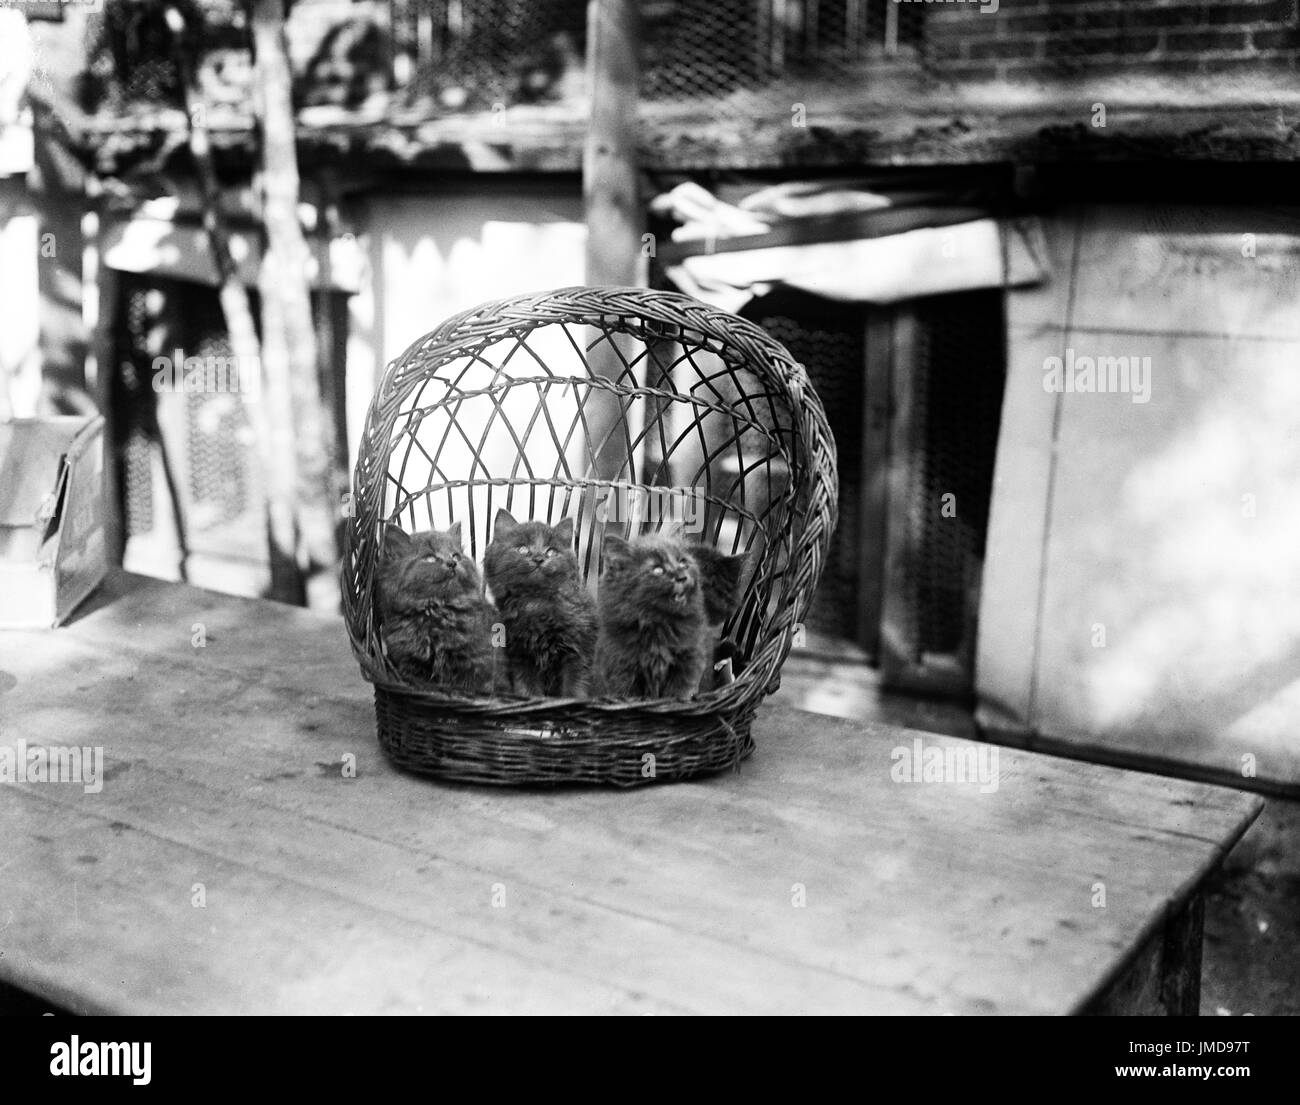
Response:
[67,97,1300,178]
[583,0,641,288]
[163,3,302,602]
[857,309,892,661]
[582,0,645,488]
[251,0,341,596]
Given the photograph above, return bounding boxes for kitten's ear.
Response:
[601,534,630,571]
[661,518,687,541]
[382,524,414,557]
[446,520,464,545]
[694,547,750,622]
[553,516,576,548]
[493,508,519,540]
[716,551,749,593]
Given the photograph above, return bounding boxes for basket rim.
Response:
[363,667,769,715]
[405,284,812,373]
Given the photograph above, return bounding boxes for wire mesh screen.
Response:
[81,1,1300,122]
[898,289,1004,664]
[123,430,155,538]
[385,0,926,114]
[741,290,863,644]
[111,275,265,575]
[176,287,260,537]
[80,0,247,113]
[642,0,923,105]
[739,284,1005,676]
[115,279,161,539]
[392,0,588,110]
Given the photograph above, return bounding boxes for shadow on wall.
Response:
[994,205,1300,788]
[1048,342,1300,750]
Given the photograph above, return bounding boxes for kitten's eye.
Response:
[651,566,664,576]
[423,555,438,563]
[545,548,557,558]
[516,545,529,554]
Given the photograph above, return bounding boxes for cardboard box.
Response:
[0,416,107,627]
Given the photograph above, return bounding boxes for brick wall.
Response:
[923,0,1300,81]
[281,2,1300,96]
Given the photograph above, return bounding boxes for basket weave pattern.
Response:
[342,286,838,786]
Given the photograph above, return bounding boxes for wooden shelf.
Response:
[65,68,1300,179]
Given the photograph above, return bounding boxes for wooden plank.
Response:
[582,0,646,484]
[879,301,917,685]
[583,0,640,288]
[0,788,683,1016]
[89,261,124,565]
[164,2,302,603]
[0,573,1263,1014]
[252,0,341,578]
[856,309,891,661]
[66,92,1300,178]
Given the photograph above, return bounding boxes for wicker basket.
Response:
[342,286,837,786]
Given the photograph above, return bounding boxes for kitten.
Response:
[688,541,750,693]
[593,532,748,701]
[483,509,597,698]
[374,522,496,694]
[687,540,749,628]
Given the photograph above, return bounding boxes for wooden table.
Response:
[0,572,1262,1015]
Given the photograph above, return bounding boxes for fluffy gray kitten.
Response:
[592,532,747,701]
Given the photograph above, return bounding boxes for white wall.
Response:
[978,204,1300,790]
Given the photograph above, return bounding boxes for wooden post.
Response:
[582,0,644,493]
[251,0,341,601]
[884,0,899,57]
[858,310,892,662]
[164,3,303,602]
[0,7,36,420]
[86,184,126,564]
[584,0,641,289]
